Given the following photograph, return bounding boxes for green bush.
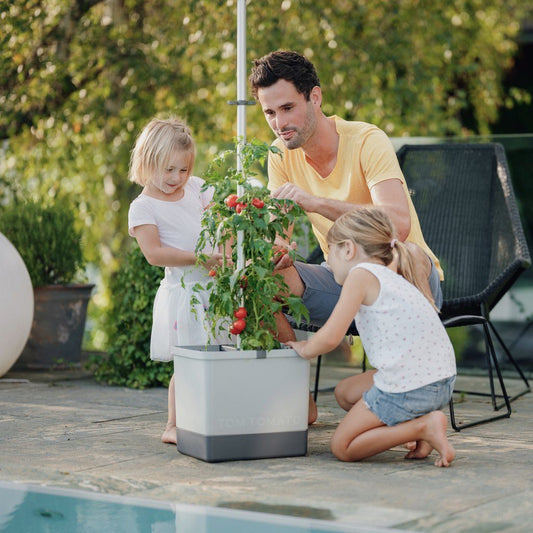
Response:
[0,197,85,287]
[89,245,173,389]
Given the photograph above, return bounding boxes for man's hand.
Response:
[272,183,317,212]
[273,241,298,270]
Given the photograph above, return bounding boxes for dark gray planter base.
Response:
[177,428,308,462]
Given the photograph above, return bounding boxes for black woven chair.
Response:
[289,143,531,430]
[397,143,531,430]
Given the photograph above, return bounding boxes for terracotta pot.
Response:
[13,284,94,370]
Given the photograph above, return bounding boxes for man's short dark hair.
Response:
[249,50,320,100]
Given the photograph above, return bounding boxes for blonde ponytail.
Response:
[393,241,438,311]
[327,207,438,311]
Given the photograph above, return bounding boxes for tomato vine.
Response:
[195,139,309,351]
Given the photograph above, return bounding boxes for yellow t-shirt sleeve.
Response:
[360,128,404,189]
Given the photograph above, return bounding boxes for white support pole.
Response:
[236,0,247,147]
[236,0,246,276]
[235,0,247,348]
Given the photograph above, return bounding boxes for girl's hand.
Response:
[201,252,224,270]
[285,340,314,360]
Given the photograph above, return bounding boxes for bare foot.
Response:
[404,441,417,452]
[405,440,433,460]
[308,393,318,425]
[420,411,455,467]
[161,424,177,445]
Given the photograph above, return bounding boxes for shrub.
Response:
[89,245,173,388]
[0,197,85,287]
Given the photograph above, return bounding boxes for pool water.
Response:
[0,481,398,532]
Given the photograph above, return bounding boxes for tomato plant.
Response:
[195,139,309,351]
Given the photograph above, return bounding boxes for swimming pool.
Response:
[0,481,399,532]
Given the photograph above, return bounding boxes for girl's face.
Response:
[150,150,193,198]
[327,241,353,285]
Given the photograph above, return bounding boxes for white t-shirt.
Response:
[354,263,456,393]
[128,176,222,360]
[128,175,213,252]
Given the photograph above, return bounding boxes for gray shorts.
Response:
[293,258,443,326]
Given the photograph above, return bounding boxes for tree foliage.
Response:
[0,0,529,349]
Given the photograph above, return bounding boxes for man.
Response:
[249,50,442,421]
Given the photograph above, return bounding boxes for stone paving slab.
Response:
[1,367,532,531]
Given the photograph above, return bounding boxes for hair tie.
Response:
[390,238,398,249]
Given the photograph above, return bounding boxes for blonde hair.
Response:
[129,117,195,186]
[327,207,437,310]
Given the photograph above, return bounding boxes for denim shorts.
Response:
[363,376,456,427]
[293,258,443,325]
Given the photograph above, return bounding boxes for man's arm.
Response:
[271,178,411,241]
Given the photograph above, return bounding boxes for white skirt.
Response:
[150,266,230,362]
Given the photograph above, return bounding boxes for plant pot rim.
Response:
[172,344,304,362]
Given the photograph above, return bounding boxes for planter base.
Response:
[173,344,310,463]
[177,428,308,463]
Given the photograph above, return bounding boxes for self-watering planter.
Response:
[173,345,310,462]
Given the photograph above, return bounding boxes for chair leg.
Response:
[487,320,531,403]
[313,355,322,403]
[450,322,513,431]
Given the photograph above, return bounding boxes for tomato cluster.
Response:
[222,194,266,337]
[225,194,265,213]
[229,307,247,335]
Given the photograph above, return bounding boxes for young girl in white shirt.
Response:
[287,207,457,467]
[128,117,226,444]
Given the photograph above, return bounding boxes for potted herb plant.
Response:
[0,197,94,370]
[173,140,311,462]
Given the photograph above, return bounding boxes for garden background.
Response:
[1,0,532,384]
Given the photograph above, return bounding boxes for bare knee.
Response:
[278,266,305,297]
[330,434,355,462]
[334,381,352,411]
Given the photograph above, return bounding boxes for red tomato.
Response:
[229,326,240,335]
[252,198,265,208]
[232,318,246,332]
[208,269,216,277]
[236,203,246,214]
[234,307,247,319]
[225,194,238,208]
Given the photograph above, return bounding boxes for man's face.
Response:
[257,79,318,150]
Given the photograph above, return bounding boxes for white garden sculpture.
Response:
[0,233,34,377]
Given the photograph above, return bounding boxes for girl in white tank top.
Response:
[287,207,456,467]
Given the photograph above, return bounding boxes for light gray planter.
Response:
[173,345,310,462]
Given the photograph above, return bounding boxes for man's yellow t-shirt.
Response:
[267,116,442,279]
